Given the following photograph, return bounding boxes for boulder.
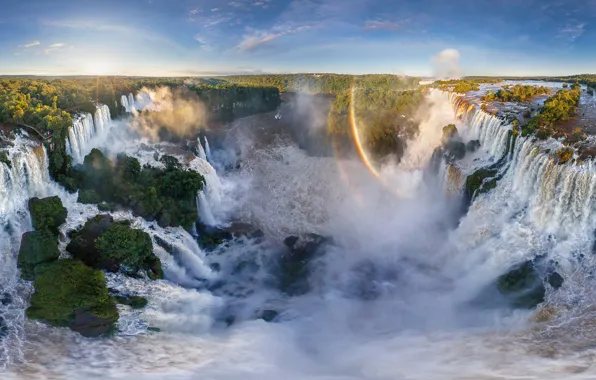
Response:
[547,272,564,289]
[18,231,60,280]
[67,216,162,279]
[28,196,67,235]
[466,139,481,152]
[279,233,330,296]
[115,295,148,309]
[444,141,466,161]
[26,259,119,337]
[497,260,545,308]
[67,214,114,269]
[77,189,101,204]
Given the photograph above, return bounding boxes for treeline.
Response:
[482,85,550,103]
[191,83,280,122]
[223,74,420,94]
[521,84,581,137]
[433,78,502,93]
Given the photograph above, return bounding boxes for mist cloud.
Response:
[432,48,462,80]
[131,86,208,141]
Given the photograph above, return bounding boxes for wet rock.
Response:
[259,310,279,322]
[115,295,148,309]
[466,139,481,152]
[0,293,12,306]
[28,196,67,236]
[547,272,564,289]
[497,260,545,309]
[147,326,161,332]
[26,259,119,338]
[279,233,331,296]
[67,215,114,269]
[444,141,466,161]
[18,231,60,280]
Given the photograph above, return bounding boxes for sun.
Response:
[84,61,115,75]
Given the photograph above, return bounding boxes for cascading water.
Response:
[204,136,212,162]
[8,86,596,379]
[66,104,114,162]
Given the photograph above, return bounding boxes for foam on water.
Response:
[6,88,596,379]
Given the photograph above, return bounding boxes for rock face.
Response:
[67,215,162,279]
[115,295,148,309]
[497,260,545,309]
[17,231,60,280]
[26,259,119,337]
[466,139,481,152]
[28,196,67,235]
[67,214,114,268]
[279,233,330,296]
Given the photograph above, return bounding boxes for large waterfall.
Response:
[6,88,596,379]
[65,104,113,162]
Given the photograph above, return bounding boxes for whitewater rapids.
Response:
[4,89,596,379]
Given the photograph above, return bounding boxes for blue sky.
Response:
[0,0,595,76]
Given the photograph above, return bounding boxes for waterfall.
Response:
[93,104,111,134]
[189,157,225,226]
[66,104,113,163]
[447,92,511,159]
[196,137,207,161]
[0,137,51,367]
[121,93,137,113]
[204,136,212,162]
[66,113,95,162]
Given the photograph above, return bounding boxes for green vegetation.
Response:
[556,147,574,164]
[62,149,204,229]
[465,168,498,201]
[17,231,60,280]
[433,79,501,93]
[28,196,67,235]
[223,74,419,94]
[115,295,148,309]
[26,259,119,337]
[67,215,163,279]
[0,151,11,169]
[96,223,161,279]
[521,86,581,137]
[482,85,550,103]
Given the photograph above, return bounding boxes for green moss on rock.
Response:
[497,260,545,309]
[28,196,67,235]
[96,223,156,274]
[0,151,11,169]
[465,168,498,202]
[115,295,148,309]
[26,259,119,337]
[78,189,101,204]
[18,231,60,280]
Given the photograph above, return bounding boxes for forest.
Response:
[521,85,581,137]
[481,85,551,102]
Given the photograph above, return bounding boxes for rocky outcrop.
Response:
[278,233,331,296]
[28,196,67,235]
[26,259,119,337]
[17,231,60,280]
[497,260,545,309]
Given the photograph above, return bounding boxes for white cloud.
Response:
[364,19,408,31]
[237,24,314,51]
[211,8,219,12]
[20,41,40,48]
[44,42,68,54]
[432,48,461,79]
[558,22,586,41]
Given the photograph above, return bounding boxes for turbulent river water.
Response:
[3,89,596,379]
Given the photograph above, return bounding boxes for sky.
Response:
[0,0,595,76]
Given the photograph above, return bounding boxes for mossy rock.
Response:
[0,151,11,169]
[26,259,119,337]
[442,124,459,143]
[67,214,114,268]
[28,196,67,235]
[97,202,116,212]
[18,231,60,281]
[444,141,466,161]
[464,168,498,202]
[115,295,148,309]
[78,189,101,204]
[497,260,545,309]
[96,223,161,278]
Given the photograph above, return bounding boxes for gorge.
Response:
[1,78,596,379]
